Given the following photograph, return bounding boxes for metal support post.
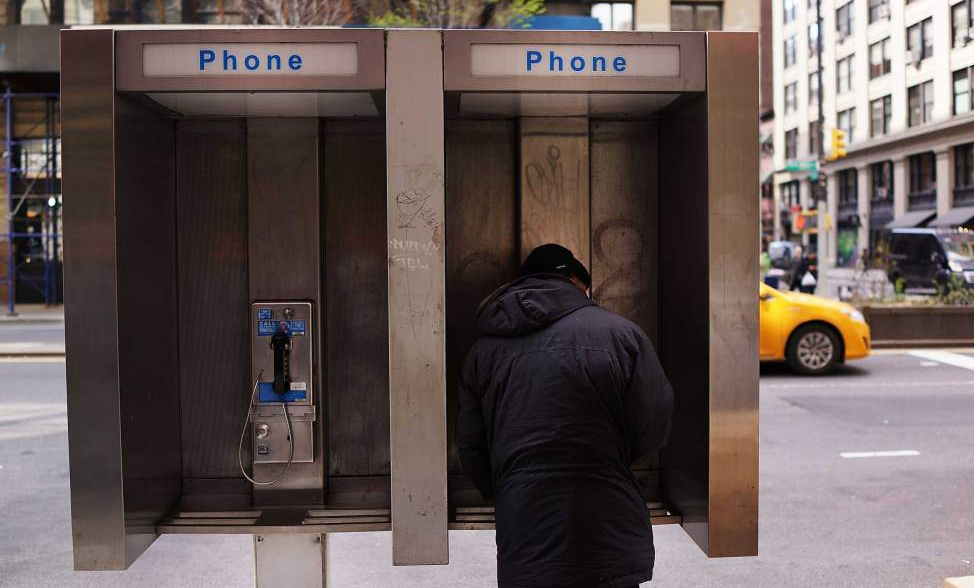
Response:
[385,29,449,566]
[254,534,328,588]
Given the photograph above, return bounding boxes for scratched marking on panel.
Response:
[390,163,444,347]
[593,218,645,314]
[389,238,441,272]
[524,145,576,206]
[523,146,583,252]
[519,118,590,265]
[590,120,658,345]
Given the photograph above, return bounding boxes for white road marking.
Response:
[870,348,974,355]
[0,402,68,441]
[0,343,64,354]
[908,350,974,372]
[840,450,920,459]
[920,361,940,367]
[0,356,64,363]
[763,380,974,390]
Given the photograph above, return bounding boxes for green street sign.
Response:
[785,160,819,172]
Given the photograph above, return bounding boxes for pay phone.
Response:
[239,302,316,485]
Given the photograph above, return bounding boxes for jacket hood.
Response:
[475,274,596,337]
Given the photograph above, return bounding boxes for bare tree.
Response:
[371,0,544,29]
[242,0,350,25]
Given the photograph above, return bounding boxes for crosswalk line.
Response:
[908,350,974,372]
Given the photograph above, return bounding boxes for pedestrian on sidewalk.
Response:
[456,243,674,588]
[791,250,818,294]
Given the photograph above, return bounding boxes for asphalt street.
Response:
[1,344,973,587]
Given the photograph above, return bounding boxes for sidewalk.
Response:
[0,304,64,324]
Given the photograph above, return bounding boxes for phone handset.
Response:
[238,321,295,487]
[271,323,292,396]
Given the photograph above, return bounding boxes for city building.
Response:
[772,0,974,273]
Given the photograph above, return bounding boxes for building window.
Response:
[954,68,972,115]
[785,82,798,113]
[906,18,934,63]
[836,54,854,94]
[809,120,821,156]
[870,95,891,136]
[955,143,974,206]
[836,2,854,40]
[671,2,722,30]
[957,144,974,187]
[869,38,891,78]
[592,3,635,30]
[871,160,893,202]
[784,36,797,68]
[785,128,798,160]
[808,72,820,105]
[808,20,824,55]
[837,108,856,144]
[908,81,934,127]
[784,0,797,23]
[908,152,937,210]
[954,1,973,47]
[781,180,801,207]
[838,168,858,210]
[869,0,890,23]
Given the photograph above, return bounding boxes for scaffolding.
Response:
[0,90,62,315]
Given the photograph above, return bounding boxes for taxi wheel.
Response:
[786,324,840,375]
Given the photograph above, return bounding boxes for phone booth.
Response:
[437,30,759,558]
[61,27,758,586]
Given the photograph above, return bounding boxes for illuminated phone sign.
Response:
[470,43,680,77]
[142,43,358,77]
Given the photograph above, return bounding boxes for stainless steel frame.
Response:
[62,27,759,574]
[63,28,183,570]
[657,33,759,557]
[701,32,760,557]
[385,29,449,566]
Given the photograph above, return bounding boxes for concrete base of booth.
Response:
[946,577,974,588]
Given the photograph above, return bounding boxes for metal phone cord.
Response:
[237,368,295,486]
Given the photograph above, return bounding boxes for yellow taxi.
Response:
[760,282,871,375]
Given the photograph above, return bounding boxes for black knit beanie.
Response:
[518,244,591,288]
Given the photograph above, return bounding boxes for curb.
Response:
[872,339,974,349]
[945,577,974,588]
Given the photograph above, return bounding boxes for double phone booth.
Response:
[61,26,759,585]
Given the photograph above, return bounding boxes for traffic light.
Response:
[827,128,847,161]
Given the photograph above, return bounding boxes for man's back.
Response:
[457,274,674,588]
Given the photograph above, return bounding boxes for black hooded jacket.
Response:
[456,275,674,588]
